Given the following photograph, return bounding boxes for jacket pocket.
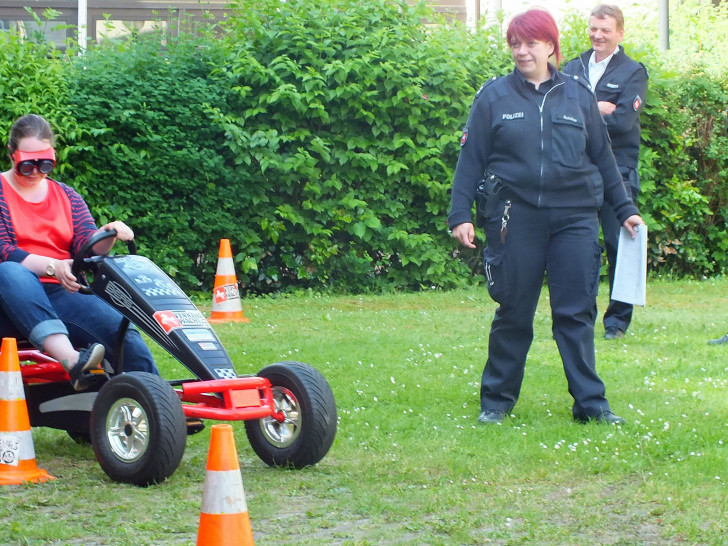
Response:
[483,245,509,304]
[551,111,586,168]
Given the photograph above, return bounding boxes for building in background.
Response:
[0,0,474,48]
[0,1,229,47]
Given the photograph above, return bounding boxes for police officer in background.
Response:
[562,4,648,340]
[448,9,643,425]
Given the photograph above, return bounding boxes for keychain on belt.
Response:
[500,200,511,244]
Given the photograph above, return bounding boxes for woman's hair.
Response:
[7,114,55,154]
[506,9,562,66]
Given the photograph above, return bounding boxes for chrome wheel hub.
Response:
[106,397,149,462]
[260,386,301,448]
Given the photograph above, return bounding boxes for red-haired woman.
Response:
[448,9,643,425]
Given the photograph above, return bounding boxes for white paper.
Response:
[611,225,647,306]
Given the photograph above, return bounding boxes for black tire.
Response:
[245,361,337,468]
[90,372,186,486]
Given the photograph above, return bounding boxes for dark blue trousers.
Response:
[481,200,612,418]
[601,167,640,332]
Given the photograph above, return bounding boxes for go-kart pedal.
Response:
[186,417,205,435]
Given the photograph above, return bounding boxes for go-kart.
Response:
[18,229,337,486]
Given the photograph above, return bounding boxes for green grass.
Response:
[3,279,728,544]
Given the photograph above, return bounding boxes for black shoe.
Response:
[478,410,505,425]
[69,343,106,391]
[574,410,625,425]
[604,327,625,340]
[708,334,728,345]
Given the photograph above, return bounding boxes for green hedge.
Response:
[1,0,726,294]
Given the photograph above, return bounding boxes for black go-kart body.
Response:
[19,230,337,486]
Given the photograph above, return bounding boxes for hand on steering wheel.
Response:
[54,258,82,293]
[101,221,135,242]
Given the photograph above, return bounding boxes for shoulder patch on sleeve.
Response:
[632,95,643,111]
[460,127,469,147]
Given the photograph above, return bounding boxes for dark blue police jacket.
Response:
[448,65,639,230]
[562,46,648,171]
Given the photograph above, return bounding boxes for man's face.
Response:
[588,15,624,60]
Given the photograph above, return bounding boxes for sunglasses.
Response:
[11,148,56,177]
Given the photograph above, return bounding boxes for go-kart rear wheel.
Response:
[245,361,336,468]
[90,372,186,486]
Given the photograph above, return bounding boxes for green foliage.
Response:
[207,0,499,292]
[65,26,245,288]
[1,1,727,292]
[638,68,728,275]
[0,11,75,171]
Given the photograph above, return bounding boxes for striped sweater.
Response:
[0,176,98,263]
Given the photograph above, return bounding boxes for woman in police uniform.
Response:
[448,9,643,425]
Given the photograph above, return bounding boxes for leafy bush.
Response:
[206,0,508,292]
[64,25,244,289]
[1,1,727,293]
[0,10,76,174]
[638,70,728,275]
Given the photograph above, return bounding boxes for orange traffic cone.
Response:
[0,337,54,485]
[197,424,254,545]
[208,239,249,323]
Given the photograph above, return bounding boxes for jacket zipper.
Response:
[537,81,566,207]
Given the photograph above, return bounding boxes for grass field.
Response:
[3,278,728,544]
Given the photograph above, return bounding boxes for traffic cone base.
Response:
[1,337,55,485]
[197,424,254,545]
[209,239,249,323]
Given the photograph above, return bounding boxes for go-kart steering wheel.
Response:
[72,228,136,294]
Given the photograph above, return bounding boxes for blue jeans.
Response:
[0,261,158,374]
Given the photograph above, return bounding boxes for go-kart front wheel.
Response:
[245,361,337,468]
[90,372,186,486]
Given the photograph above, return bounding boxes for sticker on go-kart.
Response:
[197,342,218,351]
[105,281,176,350]
[133,274,184,298]
[183,329,216,342]
[214,283,240,304]
[0,433,21,466]
[153,310,210,334]
[214,367,238,380]
[154,311,183,333]
[115,256,184,297]
[141,285,184,298]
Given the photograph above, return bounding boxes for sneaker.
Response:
[604,327,625,340]
[478,410,505,425]
[69,343,106,391]
[708,334,728,345]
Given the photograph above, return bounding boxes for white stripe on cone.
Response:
[215,258,236,276]
[200,469,248,514]
[0,371,25,401]
[0,430,36,464]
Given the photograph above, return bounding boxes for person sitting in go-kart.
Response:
[0,114,158,390]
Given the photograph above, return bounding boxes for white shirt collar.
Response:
[588,45,620,87]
